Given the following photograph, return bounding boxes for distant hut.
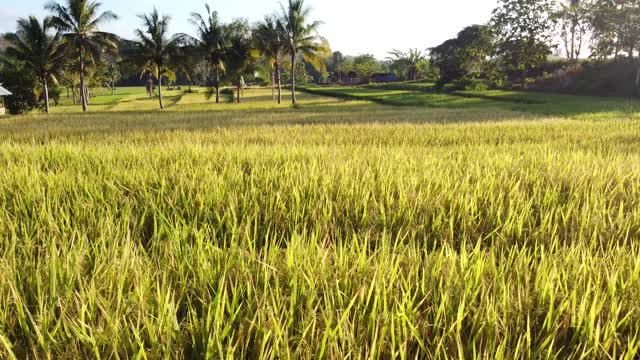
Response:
[0,85,11,116]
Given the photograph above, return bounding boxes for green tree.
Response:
[105,60,120,94]
[224,19,256,103]
[590,0,640,60]
[0,57,39,114]
[552,0,591,62]
[189,4,228,103]
[329,51,344,82]
[278,0,327,104]
[491,0,556,80]
[353,54,381,82]
[254,15,288,104]
[131,9,185,109]
[3,16,66,113]
[430,25,493,87]
[45,0,118,112]
[387,48,427,81]
[336,56,354,84]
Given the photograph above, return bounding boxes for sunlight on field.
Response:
[2,87,640,358]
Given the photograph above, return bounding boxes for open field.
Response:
[304,84,640,119]
[2,87,640,358]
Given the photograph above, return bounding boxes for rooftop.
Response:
[0,86,11,97]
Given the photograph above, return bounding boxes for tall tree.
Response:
[553,0,591,62]
[105,60,120,94]
[254,15,287,104]
[590,0,640,60]
[188,4,228,103]
[331,51,344,82]
[491,0,556,80]
[278,0,327,104]
[224,19,255,104]
[4,16,66,113]
[131,9,184,109]
[430,25,493,87]
[45,0,118,112]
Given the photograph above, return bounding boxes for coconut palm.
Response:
[254,15,287,104]
[131,9,185,109]
[4,16,66,114]
[278,0,327,104]
[45,0,118,112]
[188,4,228,103]
[224,20,256,104]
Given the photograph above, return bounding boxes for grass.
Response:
[303,84,640,119]
[1,87,640,358]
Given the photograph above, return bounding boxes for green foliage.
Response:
[224,19,256,102]
[281,60,309,85]
[278,0,328,103]
[0,59,39,114]
[188,3,229,102]
[589,0,640,59]
[45,0,119,111]
[430,25,493,88]
[491,0,556,80]
[458,77,488,91]
[353,54,381,82]
[387,48,428,81]
[552,0,591,62]
[130,8,185,109]
[3,16,66,113]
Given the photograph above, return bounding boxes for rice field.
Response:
[1,87,640,358]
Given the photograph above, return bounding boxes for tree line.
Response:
[0,0,328,113]
[2,0,640,114]
[431,0,640,91]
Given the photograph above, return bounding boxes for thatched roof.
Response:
[0,86,11,96]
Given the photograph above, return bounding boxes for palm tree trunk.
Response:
[42,79,50,114]
[237,78,241,104]
[158,74,164,109]
[276,60,282,105]
[79,47,87,112]
[215,66,220,104]
[291,51,297,104]
[635,56,640,94]
[271,67,275,101]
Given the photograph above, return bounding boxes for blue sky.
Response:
[0,0,499,59]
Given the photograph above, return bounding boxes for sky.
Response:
[0,0,499,59]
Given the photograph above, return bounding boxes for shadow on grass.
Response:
[300,85,640,119]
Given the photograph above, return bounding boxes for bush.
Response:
[464,78,489,91]
[0,60,39,114]
[220,88,235,102]
[453,78,489,92]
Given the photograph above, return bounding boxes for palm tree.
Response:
[387,49,427,81]
[45,0,118,112]
[224,20,255,104]
[131,9,184,109]
[4,16,66,114]
[188,4,228,103]
[254,15,287,104]
[278,0,328,104]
